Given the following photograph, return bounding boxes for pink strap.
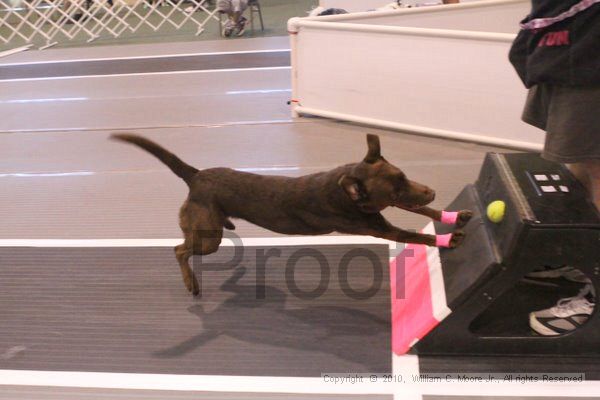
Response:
[441,211,459,225]
[435,233,453,248]
[520,0,600,30]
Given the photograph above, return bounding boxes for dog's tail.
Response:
[111,133,198,185]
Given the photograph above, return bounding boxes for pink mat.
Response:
[390,223,451,354]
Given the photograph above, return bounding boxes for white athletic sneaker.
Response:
[529,285,595,336]
[526,265,591,284]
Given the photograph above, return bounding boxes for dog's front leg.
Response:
[359,215,465,248]
[399,206,473,228]
[387,226,465,248]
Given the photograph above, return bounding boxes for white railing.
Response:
[289,0,545,152]
[0,0,219,49]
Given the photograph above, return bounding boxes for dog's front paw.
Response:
[449,230,466,248]
[455,210,473,228]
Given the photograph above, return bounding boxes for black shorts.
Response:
[522,84,600,163]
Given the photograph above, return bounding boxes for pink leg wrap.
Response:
[435,233,453,248]
[441,211,459,225]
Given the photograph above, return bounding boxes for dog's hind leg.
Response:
[176,200,225,296]
[175,242,198,295]
[175,200,199,294]
[224,218,236,230]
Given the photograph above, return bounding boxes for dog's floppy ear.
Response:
[338,175,367,202]
[364,134,381,163]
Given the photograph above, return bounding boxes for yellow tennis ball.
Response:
[486,200,506,223]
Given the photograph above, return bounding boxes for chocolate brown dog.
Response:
[112,133,472,295]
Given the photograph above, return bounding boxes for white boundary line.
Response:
[0,48,290,67]
[0,66,292,83]
[0,370,389,395]
[0,45,32,60]
[0,118,304,135]
[1,369,600,396]
[0,235,393,248]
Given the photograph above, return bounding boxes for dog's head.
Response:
[338,134,435,213]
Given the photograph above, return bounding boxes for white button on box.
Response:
[535,174,549,181]
[560,186,569,193]
[541,185,557,193]
[551,174,561,181]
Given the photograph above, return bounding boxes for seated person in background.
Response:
[64,0,114,23]
[217,0,248,37]
[308,7,348,17]
[377,0,458,9]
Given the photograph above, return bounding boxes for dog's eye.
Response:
[393,178,406,192]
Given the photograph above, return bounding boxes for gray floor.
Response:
[0,36,290,64]
[0,38,495,239]
[0,36,565,399]
[0,122,493,239]
[0,50,290,79]
[0,67,293,132]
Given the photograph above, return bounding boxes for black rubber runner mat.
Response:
[0,245,390,377]
[0,51,290,80]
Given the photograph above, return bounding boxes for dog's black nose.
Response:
[426,189,436,201]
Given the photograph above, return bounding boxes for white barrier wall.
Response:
[341,1,526,30]
[319,0,443,12]
[319,0,382,12]
[290,0,543,151]
[319,0,482,12]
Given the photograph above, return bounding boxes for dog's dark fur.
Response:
[112,133,472,295]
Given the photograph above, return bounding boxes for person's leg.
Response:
[523,85,600,335]
[230,0,247,35]
[585,160,600,210]
[234,11,247,36]
[230,10,241,24]
[529,160,599,336]
[568,163,591,192]
[568,160,600,210]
